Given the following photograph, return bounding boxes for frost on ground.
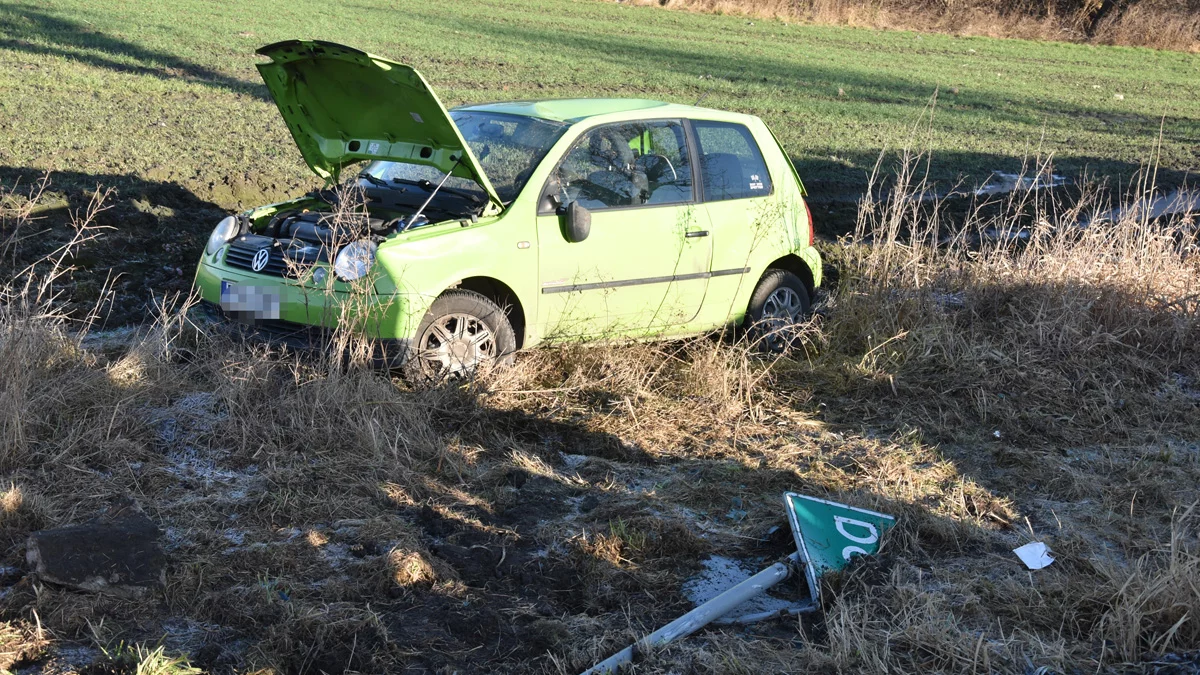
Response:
[1092,189,1199,225]
[148,391,225,446]
[973,170,1068,197]
[13,644,101,675]
[136,391,265,563]
[76,326,141,353]
[683,555,800,615]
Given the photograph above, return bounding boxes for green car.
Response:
[194,40,822,379]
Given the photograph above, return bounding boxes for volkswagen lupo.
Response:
[194,40,822,379]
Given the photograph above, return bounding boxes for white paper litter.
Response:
[1013,541,1054,569]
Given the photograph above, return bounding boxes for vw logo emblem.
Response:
[251,248,270,272]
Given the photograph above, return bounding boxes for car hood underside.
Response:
[255,40,502,210]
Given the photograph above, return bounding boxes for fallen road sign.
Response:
[784,492,896,603]
[580,493,896,675]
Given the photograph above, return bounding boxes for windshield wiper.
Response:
[357,172,393,189]
[392,178,483,206]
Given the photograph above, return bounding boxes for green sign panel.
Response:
[784,492,896,603]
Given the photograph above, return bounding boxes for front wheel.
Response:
[744,269,811,353]
[403,290,517,383]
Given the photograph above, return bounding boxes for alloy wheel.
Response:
[758,286,804,351]
[414,313,497,378]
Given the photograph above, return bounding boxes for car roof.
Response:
[452,98,753,124]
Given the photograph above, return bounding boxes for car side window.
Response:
[545,120,693,212]
[693,121,773,202]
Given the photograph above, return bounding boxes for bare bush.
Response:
[616,0,1200,50]
[0,181,115,470]
[816,145,1200,445]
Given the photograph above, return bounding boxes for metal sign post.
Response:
[580,553,804,675]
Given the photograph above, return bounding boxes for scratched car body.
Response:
[194,40,822,379]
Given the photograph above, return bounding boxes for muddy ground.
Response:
[1,326,832,674]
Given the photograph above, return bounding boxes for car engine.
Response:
[222,205,407,278]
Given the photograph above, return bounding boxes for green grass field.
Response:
[2,0,1197,209]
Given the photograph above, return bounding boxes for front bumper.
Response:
[193,257,418,367]
[194,259,410,337]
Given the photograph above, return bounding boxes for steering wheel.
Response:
[660,156,678,181]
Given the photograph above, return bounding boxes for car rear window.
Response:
[693,121,772,202]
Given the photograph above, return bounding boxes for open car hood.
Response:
[255,40,502,211]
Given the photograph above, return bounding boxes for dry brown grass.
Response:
[819,148,1200,448]
[777,146,1199,670]
[1097,503,1200,662]
[614,0,1200,51]
[0,159,1198,673]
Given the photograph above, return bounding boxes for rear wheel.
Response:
[404,290,516,382]
[744,269,811,353]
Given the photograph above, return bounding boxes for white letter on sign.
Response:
[834,516,879,545]
[842,545,869,561]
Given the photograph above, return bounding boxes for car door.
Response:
[534,119,711,340]
[689,119,778,324]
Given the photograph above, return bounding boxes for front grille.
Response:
[224,239,294,277]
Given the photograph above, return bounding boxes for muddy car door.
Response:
[534,119,711,340]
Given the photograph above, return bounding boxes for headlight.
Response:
[206,216,239,255]
[333,240,377,281]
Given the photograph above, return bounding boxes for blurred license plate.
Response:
[220,280,280,320]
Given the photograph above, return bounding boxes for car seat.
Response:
[586,129,648,205]
[636,154,691,204]
[635,154,677,184]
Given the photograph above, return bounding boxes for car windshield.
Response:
[361,111,568,205]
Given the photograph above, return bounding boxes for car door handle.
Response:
[685,230,710,238]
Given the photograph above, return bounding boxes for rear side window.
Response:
[693,121,772,202]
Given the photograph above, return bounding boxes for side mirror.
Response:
[561,201,591,243]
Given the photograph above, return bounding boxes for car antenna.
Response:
[694,66,746,107]
[402,154,465,231]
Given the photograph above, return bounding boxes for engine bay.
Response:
[267,208,403,246]
[225,178,484,279]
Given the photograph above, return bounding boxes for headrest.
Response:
[589,129,634,168]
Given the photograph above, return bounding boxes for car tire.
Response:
[403,290,517,383]
[744,269,811,353]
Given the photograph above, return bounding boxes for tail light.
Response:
[805,202,814,245]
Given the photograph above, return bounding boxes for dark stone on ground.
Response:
[26,507,166,597]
